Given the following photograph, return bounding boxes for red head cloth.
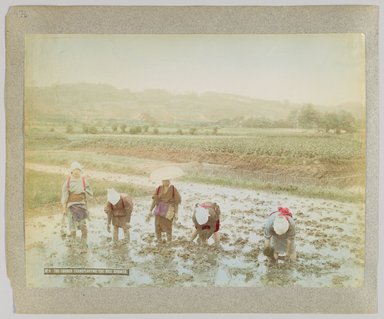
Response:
[277,207,293,218]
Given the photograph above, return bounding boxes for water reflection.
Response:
[260,262,297,287]
[190,246,220,286]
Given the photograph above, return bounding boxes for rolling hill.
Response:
[25,83,364,125]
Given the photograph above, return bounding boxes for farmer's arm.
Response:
[286,238,294,255]
[104,203,113,222]
[263,218,273,247]
[61,181,69,213]
[191,215,200,239]
[149,187,160,213]
[85,178,94,197]
[149,198,156,212]
[122,196,133,224]
[215,204,221,219]
[168,187,181,218]
[146,191,158,222]
[286,221,296,260]
[104,202,112,232]
[173,187,181,205]
[263,230,275,259]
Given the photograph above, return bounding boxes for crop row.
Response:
[65,134,364,161]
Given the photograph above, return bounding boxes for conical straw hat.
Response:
[107,188,120,205]
[150,166,184,182]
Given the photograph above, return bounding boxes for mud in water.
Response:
[25,182,364,288]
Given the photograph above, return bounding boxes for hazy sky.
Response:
[25,34,365,106]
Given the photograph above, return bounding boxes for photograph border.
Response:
[5,5,379,313]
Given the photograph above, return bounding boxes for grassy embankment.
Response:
[25,169,151,217]
[25,128,365,203]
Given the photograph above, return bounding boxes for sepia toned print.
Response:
[24,34,365,288]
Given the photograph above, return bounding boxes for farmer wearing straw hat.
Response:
[263,207,296,262]
[148,167,182,243]
[104,188,133,243]
[191,202,221,245]
[61,161,93,241]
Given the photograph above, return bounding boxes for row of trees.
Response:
[221,104,360,133]
[66,124,155,135]
[65,124,219,136]
[293,105,358,133]
[63,105,359,135]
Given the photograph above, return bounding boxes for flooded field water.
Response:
[25,181,365,288]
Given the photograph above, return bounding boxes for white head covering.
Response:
[273,215,290,235]
[107,188,120,205]
[70,161,82,172]
[195,206,209,225]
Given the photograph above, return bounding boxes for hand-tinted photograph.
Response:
[24,34,366,288]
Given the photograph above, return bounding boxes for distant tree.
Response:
[82,125,89,134]
[212,127,219,135]
[143,125,149,133]
[153,128,159,135]
[189,127,197,135]
[176,129,183,135]
[287,109,300,128]
[50,127,55,133]
[320,112,340,133]
[298,104,321,129]
[338,111,357,133]
[129,126,142,134]
[89,126,98,134]
[120,124,127,133]
[112,124,118,133]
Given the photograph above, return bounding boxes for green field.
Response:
[24,169,151,216]
[25,126,365,203]
[26,126,364,161]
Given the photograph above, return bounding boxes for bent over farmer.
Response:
[263,207,296,262]
[104,188,133,243]
[191,202,221,245]
[61,161,93,241]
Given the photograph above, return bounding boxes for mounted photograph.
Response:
[5,4,380,314]
[24,33,366,289]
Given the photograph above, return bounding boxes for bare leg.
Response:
[287,251,297,262]
[113,226,119,243]
[155,223,162,243]
[123,226,130,243]
[166,230,172,242]
[213,232,220,245]
[191,229,198,241]
[80,222,87,240]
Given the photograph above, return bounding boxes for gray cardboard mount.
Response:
[5,5,379,314]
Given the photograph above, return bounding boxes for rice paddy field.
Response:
[24,125,366,288]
